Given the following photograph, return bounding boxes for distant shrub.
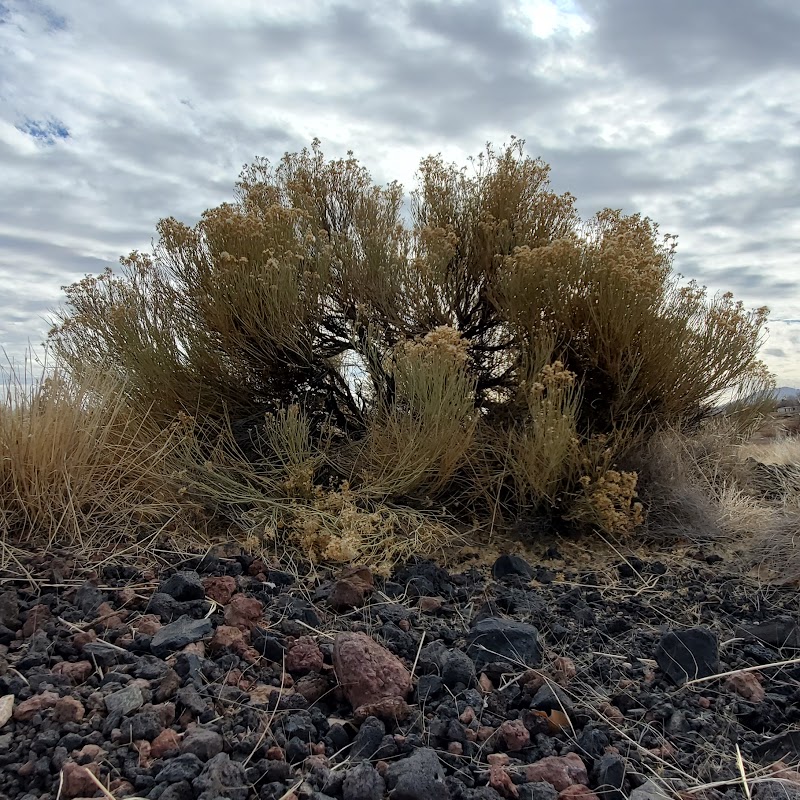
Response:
[47,139,773,569]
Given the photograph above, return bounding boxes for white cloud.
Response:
[1,0,798,384]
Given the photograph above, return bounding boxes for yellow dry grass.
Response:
[0,350,204,571]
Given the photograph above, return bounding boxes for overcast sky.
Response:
[1,0,799,387]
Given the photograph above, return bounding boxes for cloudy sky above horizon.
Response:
[2,0,799,386]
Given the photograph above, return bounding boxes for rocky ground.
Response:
[1,542,799,800]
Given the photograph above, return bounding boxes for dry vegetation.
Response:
[3,139,796,579]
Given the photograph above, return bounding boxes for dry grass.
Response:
[636,421,800,583]
[740,434,800,466]
[0,350,204,571]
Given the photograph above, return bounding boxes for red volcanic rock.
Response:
[333,631,411,709]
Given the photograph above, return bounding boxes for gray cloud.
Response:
[1,0,799,385]
[578,0,800,84]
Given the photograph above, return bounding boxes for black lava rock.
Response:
[466,617,541,671]
[386,747,449,800]
[343,762,386,800]
[492,554,534,581]
[159,570,205,601]
[655,627,719,686]
[150,615,213,658]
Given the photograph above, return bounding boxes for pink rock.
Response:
[224,594,263,631]
[150,728,181,758]
[329,567,374,611]
[110,779,136,796]
[725,672,766,703]
[21,603,51,638]
[135,614,162,636]
[558,786,600,800]
[286,636,324,675]
[53,696,85,723]
[94,601,125,630]
[13,691,59,721]
[76,744,105,761]
[210,624,248,653]
[333,631,411,709]
[525,754,589,792]
[489,761,518,798]
[353,696,412,723]
[117,587,137,605]
[60,761,100,799]
[203,575,237,605]
[293,673,332,703]
[552,656,577,684]
[51,660,93,683]
[418,596,443,613]
[72,629,97,650]
[499,719,530,751]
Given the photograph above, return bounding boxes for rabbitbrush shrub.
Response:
[48,139,773,571]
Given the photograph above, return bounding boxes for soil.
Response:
[1,539,799,800]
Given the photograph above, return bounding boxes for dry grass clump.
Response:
[20,138,775,571]
[166,406,464,577]
[0,351,203,570]
[636,420,800,582]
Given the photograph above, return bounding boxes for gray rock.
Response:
[386,747,449,800]
[517,783,558,800]
[591,753,627,800]
[531,683,574,715]
[82,641,135,666]
[753,782,800,800]
[351,716,386,761]
[159,782,194,800]
[193,753,248,800]
[466,617,541,671]
[655,627,719,686]
[155,752,205,782]
[159,570,205,601]
[492,554,534,581]
[415,674,444,702]
[629,780,672,800]
[753,729,800,764]
[120,710,163,741]
[180,727,224,760]
[176,684,209,716]
[285,736,309,763]
[104,684,144,716]
[736,620,800,650]
[150,615,213,658]
[418,642,476,689]
[147,592,186,622]
[343,763,386,800]
[74,582,106,617]
[0,591,19,628]
[282,709,318,740]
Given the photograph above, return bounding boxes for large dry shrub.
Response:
[48,139,773,565]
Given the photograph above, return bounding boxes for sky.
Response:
[1,0,799,387]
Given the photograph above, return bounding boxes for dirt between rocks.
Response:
[0,544,799,800]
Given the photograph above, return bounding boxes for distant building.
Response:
[777,405,799,415]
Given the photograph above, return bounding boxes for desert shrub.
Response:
[47,139,773,565]
[0,351,202,564]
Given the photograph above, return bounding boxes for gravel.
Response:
[1,546,799,800]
